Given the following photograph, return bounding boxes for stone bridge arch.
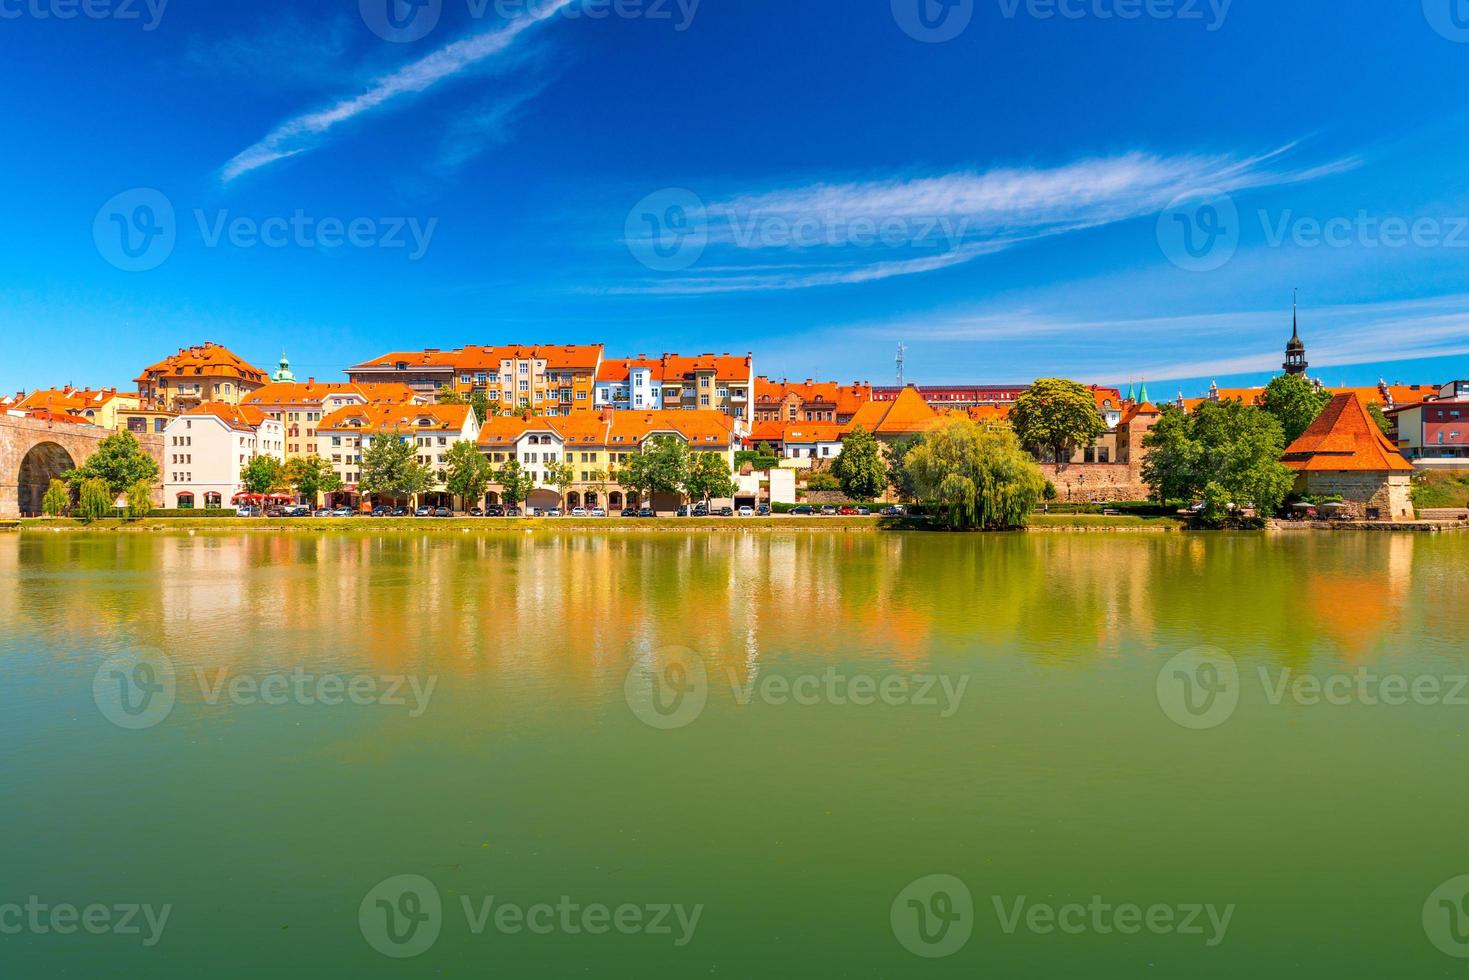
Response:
[0,416,165,517]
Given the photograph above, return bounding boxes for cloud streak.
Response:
[619,145,1357,293]
[221,0,571,183]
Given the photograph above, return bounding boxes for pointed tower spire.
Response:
[1283,289,1308,375]
[1138,377,1150,405]
[1126,380,1137,403]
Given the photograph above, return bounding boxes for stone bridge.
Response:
[0,415,165,517]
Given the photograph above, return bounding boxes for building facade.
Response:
[136,343,268,412]
[1283,393,1415,520]
[161,403,284,510]
[1385,381,1469,465]
[315,403,480,505]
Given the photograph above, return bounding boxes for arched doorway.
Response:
[608,491,623,510]
[565,491,581,509]
[17,442,76,516]
[527,488,559,513]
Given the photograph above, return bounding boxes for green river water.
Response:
[2,529,1468,977]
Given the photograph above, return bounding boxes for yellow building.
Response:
[136,343,268,412]
[315,402,480,506]
[346,344,604,416]
[243,379,422,460]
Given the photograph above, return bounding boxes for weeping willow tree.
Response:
[904,418,1047,530]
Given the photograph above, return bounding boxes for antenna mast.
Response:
[896,343,906,387]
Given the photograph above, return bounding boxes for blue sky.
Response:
[4,0,1469,397]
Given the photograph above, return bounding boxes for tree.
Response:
[548,460,577,509]
[1260,374,1332,444]
[589,468,610,508]
[886,435,922,503]
[76,477,113,521]
[830,426,886,500]
[125,478,154,518]
[1141,399,1296,525]
[1009,378,1107,468]
[65,430,159,496]
[435,385,466,405]
[1366,402,1392,437]
[284,455,342,507]
[444,440,493,511]
[807,470,841,492]
[904,418,1047,530]
[622,436,689,506]
[684,452,737,504]
[359,432,431,508]
[495,459,536,513]
[469,390,491,426]
[42,479,69,517]
[240,455,286,514]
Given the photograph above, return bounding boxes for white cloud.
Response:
[221,0,571,183]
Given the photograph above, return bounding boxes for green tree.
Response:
[589,468,610,508]
[1260,374,1332,444]
[444,440,494,511]
[904,418,1047,530]
[830,426,886,500]
[495,459,536,513]
[41,479,69,517]
[359,432,431,508]
[886,435,922,502]
[806,470,841,492]
[76,477,113,521]
[240,455,286,514]
[66,430,160,496]
[435,385,466,405]
[469,390,491,426]
[683,452,737,504]
[1141,399,1296,525]
[1009,378,1107,468]
[1366,401,1392,437]
[125,478,154,518]
[548,460,577,509]
[622,436,690,506]
[284,455,342,507]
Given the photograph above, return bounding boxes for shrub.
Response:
[75,478,114,521]
[41,479,69,517]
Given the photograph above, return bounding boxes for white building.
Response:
[594,357,665,412]
[314,403,480,505]
[162,403,284,509]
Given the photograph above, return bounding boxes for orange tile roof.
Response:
[318,402,473,434]
[597,356,665,382]
[244,380,421,407]
[660,353,753,382]
[753,377,872,414]
[137,343,267,385]
[779,423,845,444]
[20,408,95,426]
[965,404,1013,423]
[350,349,460,370]
[14,387,133,414]
[353,345,604,373]
[1282,393,1414,473]
[185,402,271,431]
[844,385,940,437]
[1119,402,1161,426]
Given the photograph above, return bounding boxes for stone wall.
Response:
[1046,463,1151,504]
[0,416,165,517]
[1298,471,1415,521]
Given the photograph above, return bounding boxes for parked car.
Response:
[738,506,755,517]
[590,507,607,518]
[790,505,815,516]
[717,506,734,517]
[434,507,451,518]
[314,508,332,518]
[855,506,871,516]
[691,503,709,517]
[469,507,484,517]
[331,507,354,518]
[237,506,262,517]
[757,504,770,516]
[675,505,691,517]
[880,505,906,517]
[414,506,433,517]
[571,507,588,517]
[638,507,655,518]
[820,505,838,516]
[371,505,392,517]
[838,506,858,516]
[485,505,505,517]
[505,506,522,517]
[621,507,638,517]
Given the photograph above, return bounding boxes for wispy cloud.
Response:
[220,1,571,183]
[617,145,1357,293]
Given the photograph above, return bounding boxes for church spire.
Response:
[1283,291,1308,375]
